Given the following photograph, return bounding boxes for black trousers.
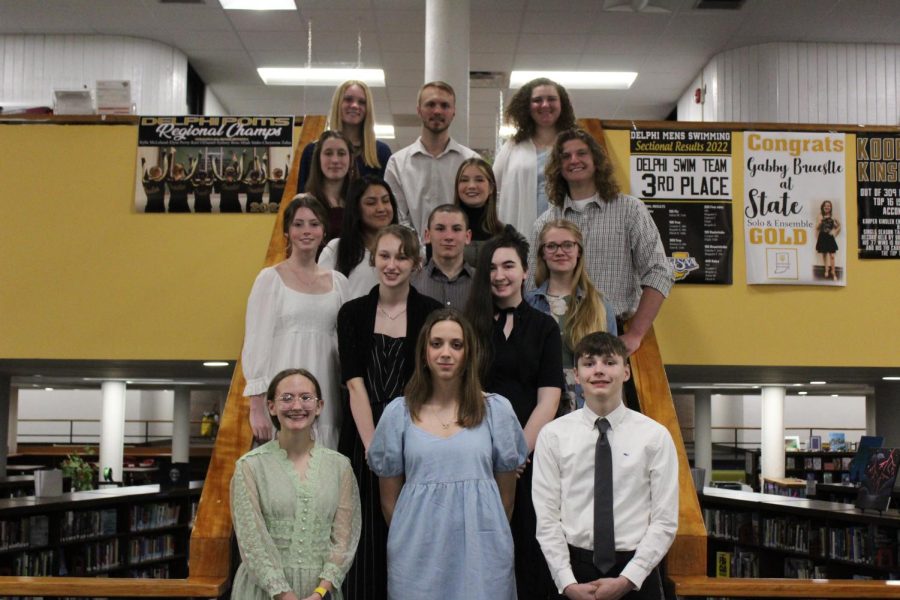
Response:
[563,545,663,600]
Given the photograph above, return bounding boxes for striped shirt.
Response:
[527,193,673,319]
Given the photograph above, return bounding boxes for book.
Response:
[849,436,884,483]
[856,448,900,511]
[716,550,732,577]
[828,432,847,452]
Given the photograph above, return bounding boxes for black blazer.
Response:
[337,285,442,385]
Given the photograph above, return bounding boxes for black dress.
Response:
[484,301,564,600]
[336,285,441,600]
[166,178,190,213]
[816,217,838,253]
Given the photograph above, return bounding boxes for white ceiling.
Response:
[2,0,900,151]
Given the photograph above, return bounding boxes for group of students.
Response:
[230,77,679,600]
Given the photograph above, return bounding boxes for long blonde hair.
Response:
[534,220,609,350]
[327,80,381,169]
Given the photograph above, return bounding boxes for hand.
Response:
[563,582,598,600]
[300,595,322,600]
[618,330,644,356]
[515,456,530,479]
[248,393,275,442]
[593,576,634,600]
[274,592,300,600]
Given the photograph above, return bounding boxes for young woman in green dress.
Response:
[231,368,361,600]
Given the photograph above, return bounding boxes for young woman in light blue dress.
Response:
[368,308,527,600]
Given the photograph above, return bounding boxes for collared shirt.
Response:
[532,401,679,593]
[384,137,479,237]
[527,193,673,319]
[411,260,475,309]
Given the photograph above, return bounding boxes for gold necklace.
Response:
[377,304,407,320]
[429,403,457,430]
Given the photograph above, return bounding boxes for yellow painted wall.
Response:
[1,123,898,367]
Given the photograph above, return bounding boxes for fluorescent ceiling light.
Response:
[883,376,900,381]
[44,387,54,391]
[258,68,385,87]
[798,391,808,395]
[374,124,395,139]
[203,361,230,368]
[810,380,827,385]
[509,70,637,90]
[220,0,296,9]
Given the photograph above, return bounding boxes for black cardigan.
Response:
[337,285,442,385]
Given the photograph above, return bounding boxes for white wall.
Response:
[17,388,174,444]
[204,85,227,116]
[709,393,866,449]
[678,42,900,125]
[0,34,188,114]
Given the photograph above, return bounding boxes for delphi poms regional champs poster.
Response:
[743,131,847,286]
[134,116,294,214]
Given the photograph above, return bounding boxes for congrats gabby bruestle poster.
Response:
[743,131,847,286]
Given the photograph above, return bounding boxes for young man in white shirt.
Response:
[532,332,678,600]
[412,204,475,309]
[384,81,479,238]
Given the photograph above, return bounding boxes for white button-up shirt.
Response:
[532,401,679,593]
[384,137,479,238]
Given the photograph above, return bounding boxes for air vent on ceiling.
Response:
[694,0,746,9]
[470,71,509,89]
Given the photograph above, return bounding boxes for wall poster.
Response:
[743,131,846,286]
[134,116,294,214]
[630,128,733,284]
[856,132,900,258]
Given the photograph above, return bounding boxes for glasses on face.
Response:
[542,241,580,254]
[277,393,319,406]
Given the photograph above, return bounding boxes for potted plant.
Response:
[61,450,95,491]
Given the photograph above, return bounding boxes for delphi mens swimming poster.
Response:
[134,116,294,214]
[743,131,847,286]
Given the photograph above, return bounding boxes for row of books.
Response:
[0,516,48,550]
[830,526,871,564]
[130,502,181,531]
[130,564,171,578]
[787,456,854,471]
[60,539,120,575]
[783,557,828,578]
[715,549,759,578]
[12,549,53,576]
[761,516,826,555]
[129,534,176,563]
[60,508,117,541]
[703,508,759,544]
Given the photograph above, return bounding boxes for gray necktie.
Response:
[594,417,616,574]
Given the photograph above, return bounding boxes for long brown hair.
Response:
[503,77,575,144]
[454,158,503,236]
[545,128,620,207]
[327,80,382,169]
[305,130,351,207]
[282,193,328,257]
[534,220,609,351]
[404,308,486,428]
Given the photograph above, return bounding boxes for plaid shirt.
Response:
[527,193,673,319]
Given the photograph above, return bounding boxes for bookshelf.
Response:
[0,481,201,579]
[701,486,900,582]
[784,450,856,485]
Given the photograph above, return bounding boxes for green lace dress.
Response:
[230,440,361,599]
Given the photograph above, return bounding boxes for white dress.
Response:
[242,267,348,450]
[318,238,379,301]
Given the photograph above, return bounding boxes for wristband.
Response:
[314,586,331,600]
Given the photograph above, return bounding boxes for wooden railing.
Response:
[0,114,326,598]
